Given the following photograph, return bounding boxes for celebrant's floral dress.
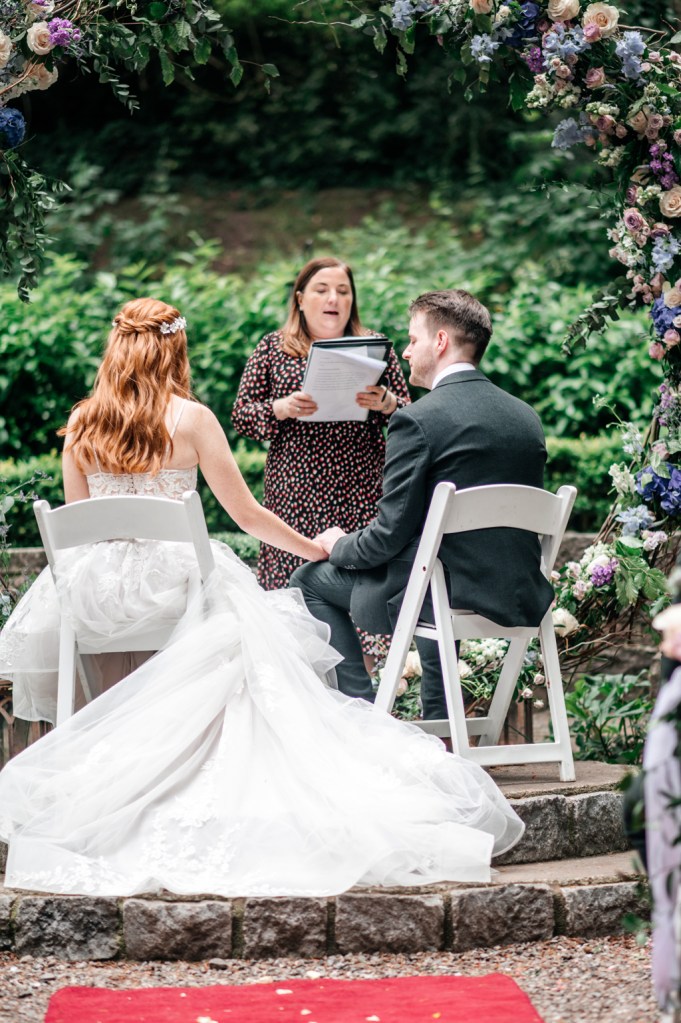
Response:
[232,331,410,656]
[0,467,524,897]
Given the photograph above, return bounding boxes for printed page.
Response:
[301,348,387,423]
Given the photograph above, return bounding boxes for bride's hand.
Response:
[273,391,318,420]
[314,527,346,554]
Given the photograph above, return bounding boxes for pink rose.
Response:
[649,342,666,360]
[585,66,606,88]
[583,21,601,42]
[650,273,666,297]
[651,222,671,238]
[665,329,681,347]
[623,208,647,234]
[469,0,493,12]
[653,440,670,458]
[674,129,681,146]
[660,186,681,218]
[615,124,628,139]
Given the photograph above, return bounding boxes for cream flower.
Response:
[548,0,580,20]
[552,608,580,637]
[402,649,422,680]
[582,2,619,38]
[27,21,53,55]
[0,30,12,69]
[457,659,472,679]
[664,284,681,307]
[470,0,493,12]
[660,186,681,219]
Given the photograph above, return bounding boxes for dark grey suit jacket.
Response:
[329,369,554,634]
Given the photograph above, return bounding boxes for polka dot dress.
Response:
[232,331,411,655]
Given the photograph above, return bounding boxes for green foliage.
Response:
[210,531,260,562]
[0,223,661,463]
[545,434,625,532]
[564,673,652,765]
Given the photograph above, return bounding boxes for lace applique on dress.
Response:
[87,467,198,500]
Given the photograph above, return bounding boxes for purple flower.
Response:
[651,235,681,275]
[523,46,545,73]
[543,24,588,60]
[591,559,619,587]
[552,115,594,150]
[616,504,655,537]
[47,17,81,48]
[471,34,501,64]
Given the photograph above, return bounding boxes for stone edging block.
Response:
[335,893,445,954]
[241,897,327,958]
[122,899,232,960]
[0,894,14,951]
[497,789,628,865]
[450,884,554,951]
[14,896,120,959]
[559,881,648,937]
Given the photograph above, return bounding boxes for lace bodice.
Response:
[86,467,198,500]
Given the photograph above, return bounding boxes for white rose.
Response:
[664,284,681,307]
[0,31,12,69]
[27,21,53,54]
[552,607,580,637]
[396,677,409,697]
[469,0,493,12]
[660,186,681,219]
[586,553,610,574]
[582,2,619,38]
[548,0,580,20]
[458,659,472,679]
[402,649,422,679]
[33,63,58,90]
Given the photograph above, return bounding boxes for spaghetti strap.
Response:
[93,451,102,473]
[169,400,186,440]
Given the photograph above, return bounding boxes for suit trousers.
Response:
[291,561,449,719]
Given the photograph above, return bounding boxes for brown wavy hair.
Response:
[280,257,365,357]
[59,298,194,474]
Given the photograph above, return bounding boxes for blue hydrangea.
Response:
[543,24,588,60]
[391,0,433,30]
[0,107,25,149]
[615,504,655,536]
[552,117,592,151]
[504,2,541,48]
[651,295,681,338]
[391,0,415,30]
[616,31,646,81]
[471,34,501,65]
[651,235,681,275]
[636,464,681,516]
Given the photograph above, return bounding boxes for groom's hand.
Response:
[314,527,346,554]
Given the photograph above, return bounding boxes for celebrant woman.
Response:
[0,297,523,897]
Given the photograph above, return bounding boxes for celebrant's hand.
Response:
[314,527,346,554]
[273,391,318,420]
[356,384,397,414]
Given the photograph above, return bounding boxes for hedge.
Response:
[2,433,621,549]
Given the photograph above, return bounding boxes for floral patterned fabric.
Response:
[232,331,411,590]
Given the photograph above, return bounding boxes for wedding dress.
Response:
[0,465,524,897]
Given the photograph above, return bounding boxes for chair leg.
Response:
[540,616,576,782]
[430,563,469,754]
[477,638,530,747]
[56,619,78,726]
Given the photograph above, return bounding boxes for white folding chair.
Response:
[34,491,215,726]
[375,482,577,782]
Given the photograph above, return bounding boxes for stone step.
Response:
[491,761,631,865]
[0,851,646,961]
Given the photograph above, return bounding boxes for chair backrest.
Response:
[420,482,577,578]
[34,491,215,583]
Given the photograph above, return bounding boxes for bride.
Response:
[0,298,523,897]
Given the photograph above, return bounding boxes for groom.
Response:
[291,289,554,717]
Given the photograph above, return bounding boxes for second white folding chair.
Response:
[34,491,215,726]
[375,482,577,782]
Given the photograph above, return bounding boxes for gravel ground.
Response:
[0,935,659,1023]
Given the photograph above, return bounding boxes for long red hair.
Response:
[60,298,193,474]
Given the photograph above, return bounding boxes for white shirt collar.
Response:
[431,363,477,390]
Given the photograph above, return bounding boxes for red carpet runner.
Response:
[45,973,545,1023]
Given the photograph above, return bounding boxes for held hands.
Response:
[314,527,346,555]
[273,391,318,420]
[355,385,397,415]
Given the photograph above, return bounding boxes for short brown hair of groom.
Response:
[409,289,493,365]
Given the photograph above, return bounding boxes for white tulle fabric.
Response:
[0,469,524,897]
